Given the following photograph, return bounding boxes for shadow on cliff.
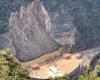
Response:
[42,0,100,53]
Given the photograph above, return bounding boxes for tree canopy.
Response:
[0,49,30,80]
[79,66,100,80]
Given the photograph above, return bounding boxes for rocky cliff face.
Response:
[42,0,100,52]
[8,0,60,61]
[0,0,100,61]
[0,0,60,61]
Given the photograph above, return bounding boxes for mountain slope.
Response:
[42,0,100,51]
[0,0,100,61]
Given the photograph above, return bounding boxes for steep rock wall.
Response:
[9,0,60,61]
[42,0,100,52]
[0,0,100,61]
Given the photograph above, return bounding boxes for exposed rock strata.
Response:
[0,0,100,61]
[9,0,60,61]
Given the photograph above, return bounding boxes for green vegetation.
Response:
[0,49,30,80]
[0,49,100,80]
[48,74,69,80]
[79,66,100,80]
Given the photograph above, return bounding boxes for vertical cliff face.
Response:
[42,1,78,50]
[42,0,100,52]
[9,0,60,61]
[0,0,100,61]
